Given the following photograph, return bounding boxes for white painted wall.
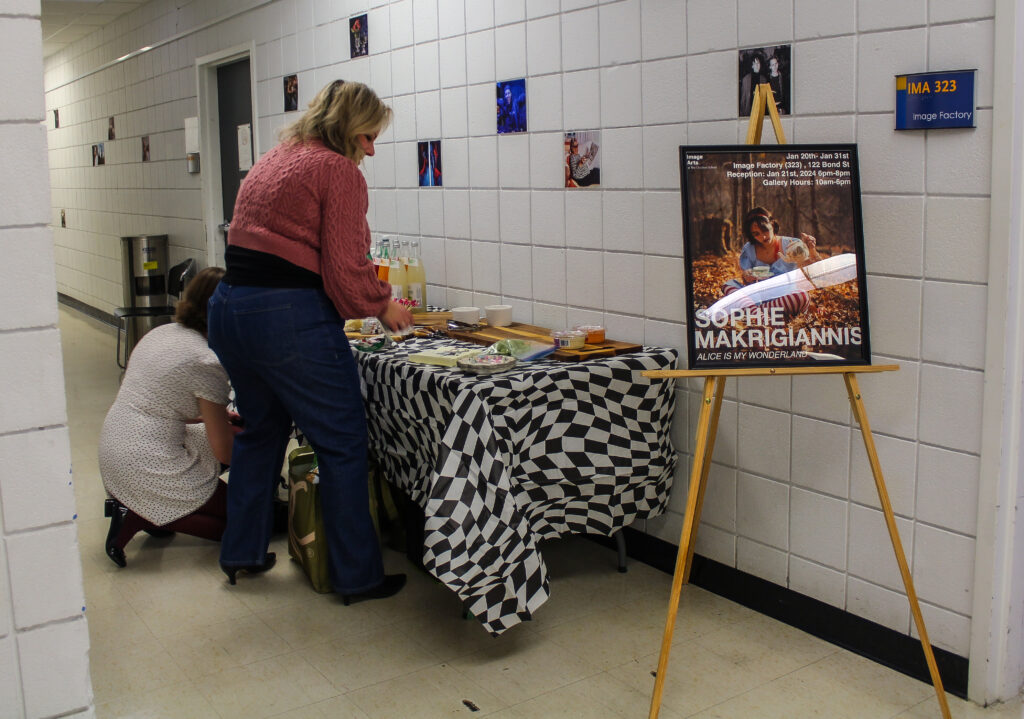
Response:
[1,1,93,717]
[37,0,1023,701]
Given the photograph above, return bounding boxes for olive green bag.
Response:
[287,445,332,593]
[286,446,405,594]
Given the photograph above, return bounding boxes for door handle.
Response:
[218,222,230,232]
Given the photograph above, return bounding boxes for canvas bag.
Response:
[287,445,332,593]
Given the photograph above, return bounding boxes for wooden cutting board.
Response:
[445,322,641,362]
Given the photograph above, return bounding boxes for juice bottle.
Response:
[406,240,427,311]
[377,237,390,282]
[388,250,407,301]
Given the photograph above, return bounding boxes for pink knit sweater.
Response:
[228,139,392,319]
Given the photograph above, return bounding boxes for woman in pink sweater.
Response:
[207,80,412,603]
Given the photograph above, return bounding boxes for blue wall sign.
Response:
[895,70,977,130]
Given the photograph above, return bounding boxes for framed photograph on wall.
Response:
[680,144,871,369]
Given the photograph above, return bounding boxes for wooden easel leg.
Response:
[649,376,724,719]
[682,376,726,583]
[843,373,952,719]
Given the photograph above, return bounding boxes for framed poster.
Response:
[680,144,870,369]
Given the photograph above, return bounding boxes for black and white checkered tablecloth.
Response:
[354,337,678,634]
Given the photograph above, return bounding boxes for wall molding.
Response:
[595,528,970,699]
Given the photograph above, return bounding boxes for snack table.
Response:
[353,336,678,634]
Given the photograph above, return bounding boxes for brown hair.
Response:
[174,266,224,334]
[742,206,780,242]
[278,80,392,164]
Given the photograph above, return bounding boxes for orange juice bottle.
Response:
[377,237,390,282]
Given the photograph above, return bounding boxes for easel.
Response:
[644,84,952,719]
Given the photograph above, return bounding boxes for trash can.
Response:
[115,235,174,368]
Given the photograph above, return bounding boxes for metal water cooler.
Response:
[116,235,174,368]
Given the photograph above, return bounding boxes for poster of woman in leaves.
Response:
[679,144,871,369]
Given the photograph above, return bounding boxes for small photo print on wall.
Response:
[53,109,59,128]
[418,140,442,187]
[108,116,116,140]
[738,45,791,117]
[142,136,150,162]
[497,79,527,134]
[284,74,299,112]
[350,14,368,58]
[564,131,600,188]
[60,209,66,228]
[97,142,105,165]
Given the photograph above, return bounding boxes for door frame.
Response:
[196,43,258,268]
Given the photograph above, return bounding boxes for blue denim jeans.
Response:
[207,283,384,593]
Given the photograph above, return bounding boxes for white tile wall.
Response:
[736,536,788,584]
[687,0,736,54]
[561,8,599,72]
[915,445,979,537]
[6,9,91,713]
[737,0,792,47]
[858,0,928,32]
[526,15,561,76]
[737,472,789,549]
[602,191,642,252]
[789,555,846,609]
[600,64,641,128]
[920,281,987,369]
[598,0,640,67]
[492,23,524,81]
[848,504,915,592]
[924,197,990,283]
[847,576,910,634]
[39,0,1006,663]
[849,432,918,518]
[737,405,791,482]
[790,416,850,498]
[794,0,855,39]
[17,620,92,719]
[913,523,974,615]
[918,364,984,454]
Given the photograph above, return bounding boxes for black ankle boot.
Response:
[221,552,277,585]
[342,574,407,605]
[103,498,128,568]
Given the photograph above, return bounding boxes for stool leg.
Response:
[116,317,127,369]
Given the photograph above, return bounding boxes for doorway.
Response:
[196,44,258,268]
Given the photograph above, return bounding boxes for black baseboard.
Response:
[58,293,116,327]
[592,527,969,699]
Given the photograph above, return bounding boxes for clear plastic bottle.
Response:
[388,246,407,301]
[406,240,427,311]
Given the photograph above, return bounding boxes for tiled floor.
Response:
[61,305,1022,718]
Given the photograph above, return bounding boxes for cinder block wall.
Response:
[42,0,998,661]
[1,2,93,717]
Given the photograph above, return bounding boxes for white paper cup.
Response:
[484,304,513,327]
[451,306,481,324]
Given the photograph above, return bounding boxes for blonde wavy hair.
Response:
[278,80,392,163]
